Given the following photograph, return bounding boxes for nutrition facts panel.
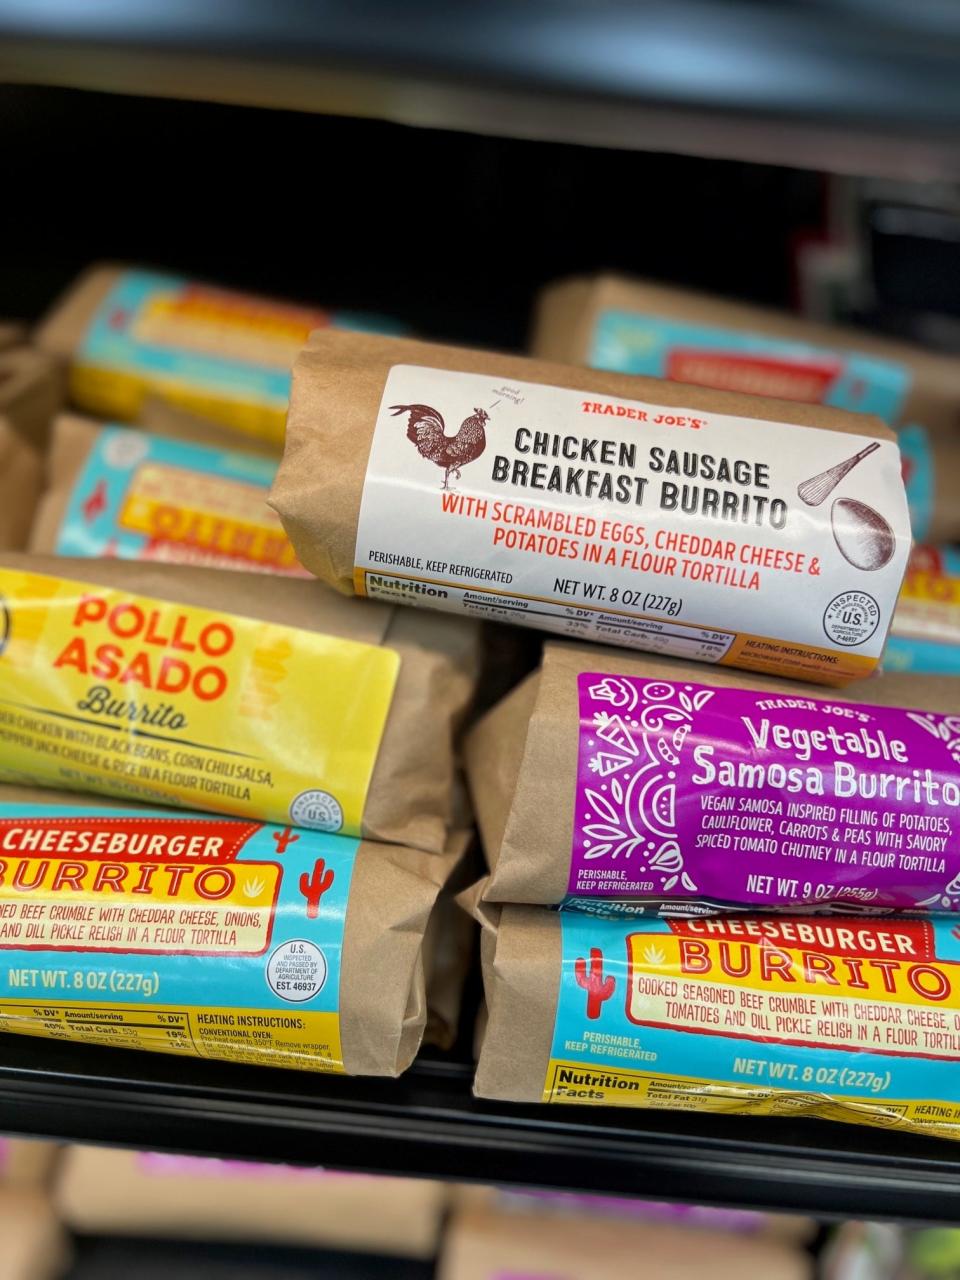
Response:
[360,572,735,662]
[0,1001,195,1053]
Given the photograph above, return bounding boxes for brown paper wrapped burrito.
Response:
[466,638,959,910]
[29,413,299,573]
[0,553,478,852]
[36,264,403,447]
[0,346,64,549]
[0,322,24,351]
[276,330,892,597]
[533,275,960,543]
[272,330,908,687]
[0,424,41,551]
[0,784,468,1075]
[438,1201,810,1280]
[0,346,66,449]
[532,274,960,432]
[56,1146,448,1257]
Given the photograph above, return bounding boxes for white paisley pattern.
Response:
[580,680,714,894]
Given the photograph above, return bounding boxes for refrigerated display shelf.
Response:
[1,1035,960,1224]
[3,1,960,179]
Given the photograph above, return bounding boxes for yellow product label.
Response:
[0,803,362,1074]
[0,567,398,832]
[117,462,304,575]
[549,914,960,1141]
[135,289,318,366]
[541,1061,960,1140]
[0,998,343,1071]
[69,365,288,448]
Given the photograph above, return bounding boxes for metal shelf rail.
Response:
[2,1036,960,1223]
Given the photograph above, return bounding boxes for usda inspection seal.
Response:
[290,789,343,832]
[823,591,881,647]
[266,940,327,1002]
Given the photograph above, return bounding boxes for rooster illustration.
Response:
[391,403,489,490]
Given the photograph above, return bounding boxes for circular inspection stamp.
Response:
[266,940,327,1002]
[290,789,343,832]
[823,591,881,647]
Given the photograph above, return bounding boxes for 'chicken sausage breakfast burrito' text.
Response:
[272,332,910,685]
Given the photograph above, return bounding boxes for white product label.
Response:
[354,365,911,683]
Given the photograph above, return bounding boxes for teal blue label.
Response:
[897,423,934,541]
[884,635,960,674]
[80,271,296,409]
[78,269,405,411]
[591,310,910,423]
[549,913,960,1135]
[0,803,358,1068]
[54,425,305,574]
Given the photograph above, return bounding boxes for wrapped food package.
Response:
[886,544,960,674]
[30,414,304,575]
[56,1146,448,1256]
[0,323,24,351]
[0,347,64,550]
[0,786,466,1075]
[466,638,957,914]
[0,554,478,852]
[0,1190,70,1280]
[452,1183,815,1245]
[438,1202,810,1280]
[36,264,403,448]
[272,331,910,686]
[0,346,64,450]
[532,275,960,543]
[471,893,960,1141]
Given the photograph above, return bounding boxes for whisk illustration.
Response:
[797,441,880,506]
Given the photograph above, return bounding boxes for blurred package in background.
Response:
[821,1219,960,1280]
[36,265,404,450]
[887,545,960,673]
[438,1198,812,1280]
[0,1138,69,1280]
[56,1146,447,1258]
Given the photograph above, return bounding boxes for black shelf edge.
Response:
[3,2,960,180]
[3,1035,960,1223]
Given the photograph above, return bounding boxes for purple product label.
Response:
[499,1190,763,1232]
[569,672,960,915]
[138,1153,364,1180]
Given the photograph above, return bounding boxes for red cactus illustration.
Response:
[82,479,108,524]
[299,858,334,918]
[575,947,616,1019]
[272,827,301,855]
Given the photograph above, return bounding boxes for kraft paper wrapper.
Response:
[272,330,893,598]
[0,553,478,855]
[466,639,960,906]
[0,784,468,1075]
[29,413,283,555]
[0,347,65,449]
[0,426,41,552]
[56,1147,447,1256]
[34,264,118,365]
[0,1189,71,1280]
[139,395,281,456]
[533,275,960,542]
[438,1203,810,1280]
[460,884,555,1103]
[0,1140,59,1192]
[0,323,24,352]
[0,347,64,550]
